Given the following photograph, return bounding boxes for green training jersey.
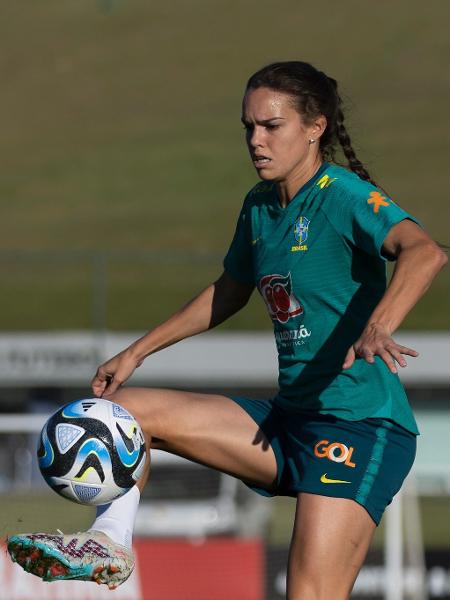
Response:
[223,163,419,434]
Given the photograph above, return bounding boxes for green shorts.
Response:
[229,396,417,525]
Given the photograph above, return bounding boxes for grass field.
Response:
[0,0,449,330]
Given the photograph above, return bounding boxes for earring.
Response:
[309,139,316,145]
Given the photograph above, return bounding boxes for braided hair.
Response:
[246,61,378,186]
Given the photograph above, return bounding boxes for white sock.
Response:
[89,485,140,549]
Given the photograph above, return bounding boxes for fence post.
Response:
[92,252,108,332]
[385,490,403,600]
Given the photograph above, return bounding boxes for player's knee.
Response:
[288,584,349,600]
[107,388,169,440]
[287,571,351,600]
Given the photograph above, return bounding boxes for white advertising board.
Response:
[0,331,448,387]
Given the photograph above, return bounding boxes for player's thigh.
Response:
[287,493,376,600]
[108,387,278,490]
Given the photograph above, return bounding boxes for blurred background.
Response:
[0,1,449,599]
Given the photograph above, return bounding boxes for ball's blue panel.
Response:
[61,400,92,418]
[73,484,102,503]
[76,438,112,469]
[55,423,85,454]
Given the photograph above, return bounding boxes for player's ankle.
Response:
[88,521,132,549]
[90,486,140,550]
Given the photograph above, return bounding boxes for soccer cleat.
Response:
[7,530,134,590]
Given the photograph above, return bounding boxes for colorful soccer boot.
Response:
[7,529,134,589]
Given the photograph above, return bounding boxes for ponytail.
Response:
[323,75,378,186]
[335,106,378,186]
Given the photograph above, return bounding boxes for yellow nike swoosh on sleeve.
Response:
[320,473,351,484]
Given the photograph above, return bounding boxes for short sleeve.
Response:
[327,183,421,259]
[223,198,255,284]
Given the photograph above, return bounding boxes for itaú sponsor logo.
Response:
[314,440,356,468]
[275,325,311,343]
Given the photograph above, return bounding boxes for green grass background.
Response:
[0,0,449,330]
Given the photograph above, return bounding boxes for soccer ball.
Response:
[37,398,146,506]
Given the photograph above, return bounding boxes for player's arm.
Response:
[129,270,253,355]
[343,219,447,373]
[92,271,254,397]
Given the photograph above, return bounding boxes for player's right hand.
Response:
[91,348,143,398]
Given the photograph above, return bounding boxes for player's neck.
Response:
[276,157,323,208]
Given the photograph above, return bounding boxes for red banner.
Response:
[135,538,264,600]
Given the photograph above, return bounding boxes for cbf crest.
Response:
[292,215,310,252]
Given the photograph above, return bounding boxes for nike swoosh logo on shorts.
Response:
[320,473,351,484]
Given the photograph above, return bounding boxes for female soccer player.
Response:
[9,61,447,599]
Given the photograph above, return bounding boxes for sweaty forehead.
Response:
[242,87,296,119]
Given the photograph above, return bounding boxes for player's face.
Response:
[242,87,321,183]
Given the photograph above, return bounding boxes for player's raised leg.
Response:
[113,387,278,487]
[286,493,376,600]
[8,387,278,588]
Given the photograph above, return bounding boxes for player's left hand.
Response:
[342,323,419,374]
[91,348,144,398]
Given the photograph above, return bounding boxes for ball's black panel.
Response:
[116,422,136,452]
[37,438,45,460]
[52,484,69,493]
[74,452,105,483]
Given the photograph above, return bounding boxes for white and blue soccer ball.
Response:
[37,398,146,506]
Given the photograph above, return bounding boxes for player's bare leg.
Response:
[286,493,376,600]
[110,387,278,490]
